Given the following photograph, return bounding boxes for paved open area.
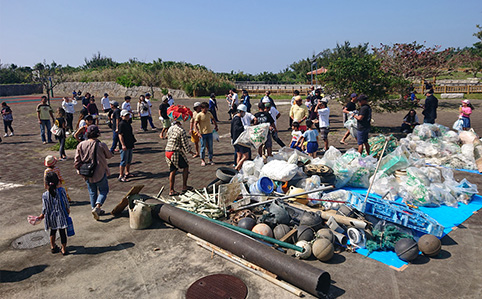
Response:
[0,94,481,298]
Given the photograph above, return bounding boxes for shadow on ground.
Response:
[0,265,48,283]
[69,242,135,255]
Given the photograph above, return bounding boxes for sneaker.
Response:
[92,207,100,221]
[201,161,206,166]
[208,161,214,165]
[3,134,7,137]
[9,132,13,136]
[43,141,47,145]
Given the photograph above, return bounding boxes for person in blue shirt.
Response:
[300,119,319,158]
[242,90,251,113]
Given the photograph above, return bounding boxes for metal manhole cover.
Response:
[12,230,56,249]
[186,274,247,299]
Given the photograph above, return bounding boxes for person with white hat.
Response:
[231,105,250,171]
[262,97,285,148]
[118,110,136,182]
[189,102,202,157]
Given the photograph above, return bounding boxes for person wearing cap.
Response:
[315,98,330,151]
[422,89,438,124]
[262,99,285,148]
[108,101,122,153]
[459,99,474,131]
[354,94,372,155]
[118,110,136,182]
[340,93,358,144]
[61,97,76,133]
[209,93,219,122]
[289,95,309,131]
[37,96,56,144]
[165,118,195,196]
[159,97,171,139]
[194,102,218,166]
[231,105,250,171]
[309,89,323,122]
[260,90,276,109]
[101,93,111,113]
[254,102,276,157]
[145,93,157,129]
[74,125,113,220]
[189,102,202,157]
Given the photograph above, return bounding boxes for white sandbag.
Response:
[259,160,298,182]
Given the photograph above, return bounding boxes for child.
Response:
[304,98,312,110]
[460,100,474,131]
[1,101,14,137]
[55,107,67,160]
[289,121,303,151]
[300,120,319,158]
[38,172,70,255]
[44,155,71,202]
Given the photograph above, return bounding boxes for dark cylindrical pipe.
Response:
[159,204,331,297]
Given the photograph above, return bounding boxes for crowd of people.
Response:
[1,86,470,255]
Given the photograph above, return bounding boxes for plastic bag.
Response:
[252,156,264,178]
[419,167,442,183]
[260,160,298,182]
[379,145,411,175]
[371,175,399,198]
[27,215,42,225]
[332,149,359,188]
[233,123,270,149]
[430,183,458,208]
[318,146,342,168]
[461,144,475,161]
[443,130,459,143]
[212,129,220,142]
[234,130,252,148]
[446,178,478,204]
[321,190,352,210]
[242,160,256,176]
[404,167,434,206]
[452,118,463,132]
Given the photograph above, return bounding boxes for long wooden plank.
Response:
[111,185,144,215]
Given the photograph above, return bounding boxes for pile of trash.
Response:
[400,123,479,170]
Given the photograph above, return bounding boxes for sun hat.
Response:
[44,155,57,167]
[194,102,201,108]
[294,95,302,101]
[462,100,470,104]
[120,109,131,117]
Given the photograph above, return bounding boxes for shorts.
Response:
[191,131,200,143]
[169,154,188,172]
[120,148,133,166]
[264,132,273,148]
[235,144,250,154]
[290,141,302,151]
[163,119,171,129]
[306,142,319,153]
[357,128,370,145]
[319,127,329,140]
[461,116,471,128]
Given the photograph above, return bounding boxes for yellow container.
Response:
[287,186,309,205]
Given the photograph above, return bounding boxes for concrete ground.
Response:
[0,94,481,298]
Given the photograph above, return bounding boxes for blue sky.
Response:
[1,0,481,73]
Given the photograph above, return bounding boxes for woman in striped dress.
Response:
[38,172,70,255]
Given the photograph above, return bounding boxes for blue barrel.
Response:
[250,177,274,195]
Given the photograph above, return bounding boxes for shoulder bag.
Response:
[79,141,98,177]
[59,190,75,237]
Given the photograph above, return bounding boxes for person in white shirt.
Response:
[145,93,156,129]
[315,98,330,151]
[61,97,77,132]
[227,88,238,120]
[137,95,150,131]
[101,93,111,113]
[261,98,285,147]
[121,96,132,123]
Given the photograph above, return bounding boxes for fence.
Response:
[414,85,482,94]
[235,84,313,95]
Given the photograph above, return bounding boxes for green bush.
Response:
[50,136,79,151]
[116,74,141,88]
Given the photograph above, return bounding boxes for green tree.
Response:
[321,55,403,111]
[84,52,118,69]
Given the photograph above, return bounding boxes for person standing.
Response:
[459,99,474,131]
[262,98,285,148]
[74,125,113,220]
[354,94,372,155]
[55,108,68,160]
[289,96,309,131]
[108,101,122,153]
[145,93,157,129]
[289,90,300,130]
[37,96,55,144]
[316,99,330,151]
[422,89,438,124]
[122,96,133,123]
[300,120,319,158]
[86,97,99,125]
[165,119,194,196]
[340,93,358,144]
[167,92,175,106]
[61,97,76,133]
[261,90,276,109]
[209,93,219,122]
[159,97,171,139]
[227,89,239,120]
[118,110,136,182]
[241,90,251,113]
[254,102,276,157]
[37,172,70,255]
[81,92,91,115]
[101,93,111,113]
[189,102,202,157]
[231,106,250,171]
[194,102,218,166]
[137,95,149,132]
[1,102,14,137]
